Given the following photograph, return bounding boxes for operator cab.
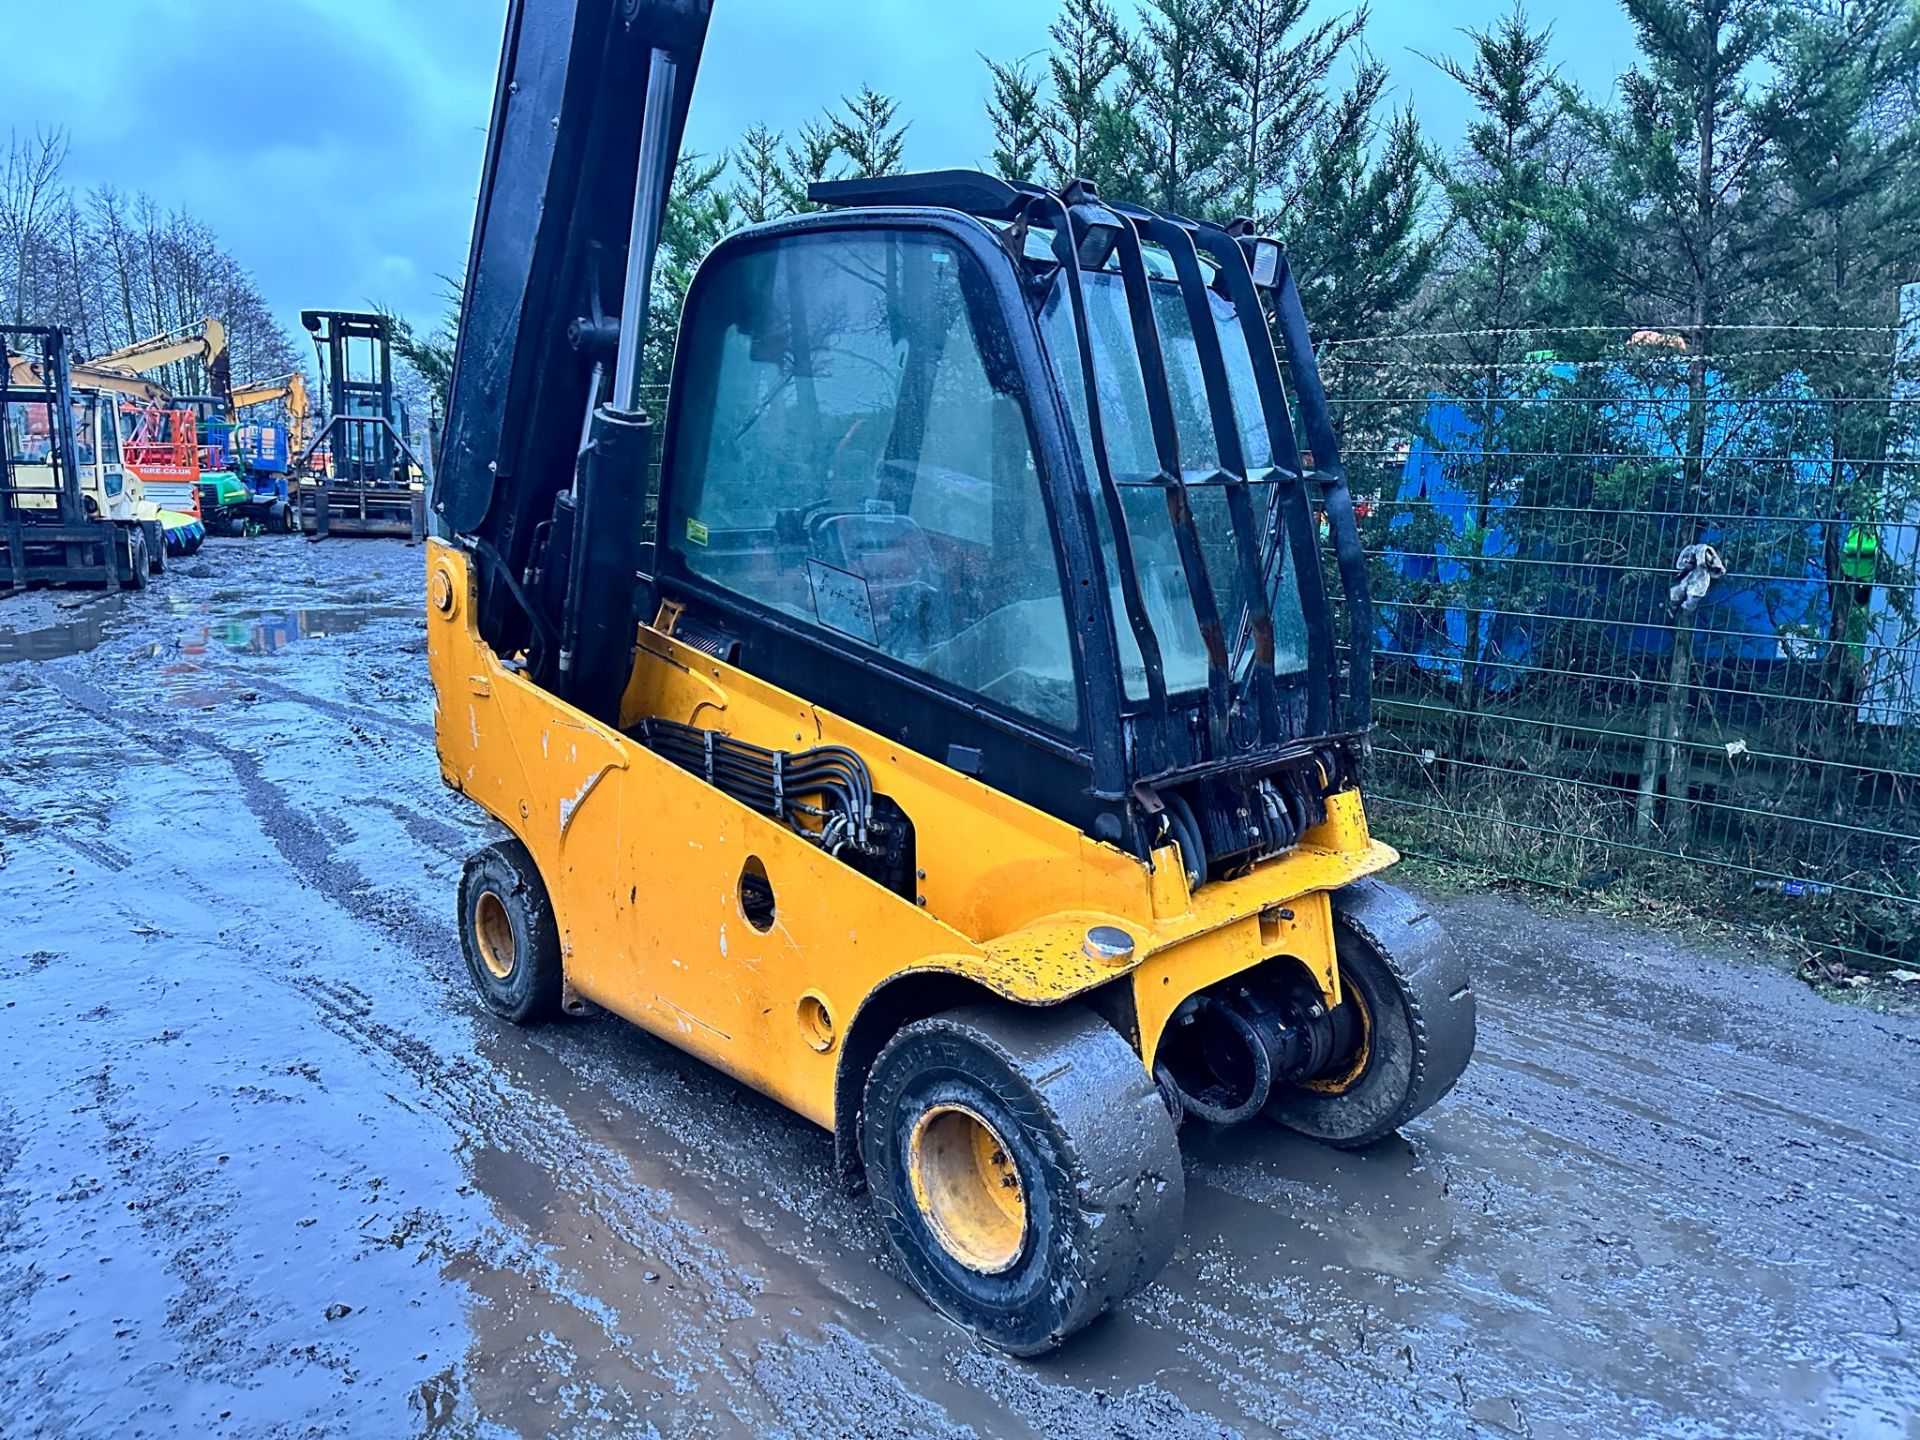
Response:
[435,24,1374,890]
[3,382,134,520]
[646,173,1371,881]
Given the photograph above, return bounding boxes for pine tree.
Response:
[1759,0,1920,698]
[1040,0,1124,185]
[1220,0,1368,219]
[1280,75,1438,346]
[779,120,841,213]
[643,153,735,394]
[730,123,794,225]
[1562,0,1776,343]
[1109,0,1239,215]
[827,87,909,180]
[1761,0,1920,332]
[983,56,1045,183]
[1426,4,1567,359]
[1419,7,1569,768]
[1562,0,1778,844]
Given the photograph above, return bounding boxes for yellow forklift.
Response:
[428,0,1474,1355]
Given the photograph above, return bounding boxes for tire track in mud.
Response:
[9,617,1089,1437]
[0,677,1806,1438]
[0,1104,64,1430]
[8,698,783,1432]
[16,578,1276,1437]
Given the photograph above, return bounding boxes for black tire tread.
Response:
[142,520,167,576]
[1269,877,1476,1148]
[457,838,564,1025]
[864,1003,1183,1355]
[120,528,148,591]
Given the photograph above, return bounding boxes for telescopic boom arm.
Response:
[437,0,713,708]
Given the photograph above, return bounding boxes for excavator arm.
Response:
[437,0,712,715]
[8,350,168,404]
[232,371,312,454]
[86,319,231,410]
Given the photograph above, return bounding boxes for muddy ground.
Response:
[0,536,1915,1440]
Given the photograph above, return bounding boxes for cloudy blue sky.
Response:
[8,0,1636,338]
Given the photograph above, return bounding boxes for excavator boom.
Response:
[85,319,231,409]
[8,349,168,405]
[232,371,312,454]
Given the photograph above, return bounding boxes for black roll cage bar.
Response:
[811,170,1372,742]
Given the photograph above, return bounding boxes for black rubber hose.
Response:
[1164,793,1206,889]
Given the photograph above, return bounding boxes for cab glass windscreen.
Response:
[663,228,1084,736]
[1040,268,1311,697]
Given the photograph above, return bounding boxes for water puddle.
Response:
[0,599,417,666]
[0,596,123,663]
[155,604,421,708]
[173,604,418,658]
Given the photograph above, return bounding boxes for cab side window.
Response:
[664,230,1080,735]
[98,402,122,465]
[70,399,97,466]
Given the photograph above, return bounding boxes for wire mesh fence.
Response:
[1321,307,1920,969]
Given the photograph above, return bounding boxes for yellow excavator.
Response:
[75,319,232,545]
[202,370,312,533]
[85,317,231,401]
[232,371,312,457]
[428,0,1475,1355]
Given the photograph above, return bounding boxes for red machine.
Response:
[122,403,202,520]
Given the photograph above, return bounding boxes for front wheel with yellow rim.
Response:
[1265,878,1477,1148]
[458,839,563,1025]
[861,1004,1184,1356]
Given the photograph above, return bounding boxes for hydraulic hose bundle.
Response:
[1154,736,1364,887]
[634,718,875,850]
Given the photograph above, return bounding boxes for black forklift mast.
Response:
[300,310,408,484]
[436,0,714,722]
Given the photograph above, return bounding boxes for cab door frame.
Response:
[650,206,1133,837]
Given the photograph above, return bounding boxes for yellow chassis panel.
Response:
[427,542,1394,1131]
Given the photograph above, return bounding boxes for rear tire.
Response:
[458,839,563,1025]
[1265,879,1475,1148]
[861,1003,1183,1355]
[121,528,149,590]
[142,520,167,576]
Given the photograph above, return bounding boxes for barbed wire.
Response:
[1323,323,1904,350]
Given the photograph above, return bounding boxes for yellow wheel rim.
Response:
[474,891,516,981]
[1303,983,1372,1094]
[907,1104,1027,1274]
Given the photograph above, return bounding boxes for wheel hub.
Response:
[907,1104,1027,1274]
[474,890,517,980]
[1302,983,1371,1094]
